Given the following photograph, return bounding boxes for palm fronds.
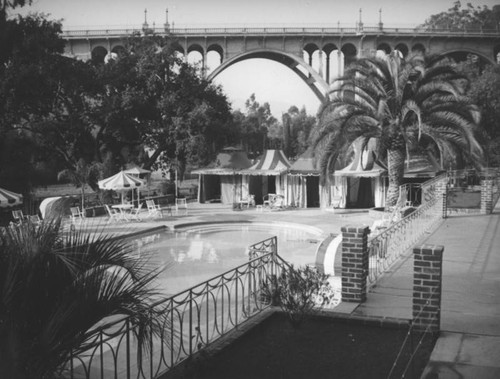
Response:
[0,218,166,378]
[312,51,484,206]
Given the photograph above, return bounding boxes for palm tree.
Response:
[0,218,166,378]
[312,52,484,207]
[58,158,103,210]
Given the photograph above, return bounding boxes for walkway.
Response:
[353,202,500,378]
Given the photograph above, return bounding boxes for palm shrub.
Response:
[0,218,165,378]
[313,52,484,206]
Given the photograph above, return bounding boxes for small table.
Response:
[112,204,134,221]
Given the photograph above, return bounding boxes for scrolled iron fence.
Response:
[367,194,443,287]
[64,237,287,379]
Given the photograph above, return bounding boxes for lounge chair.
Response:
[128,203,143,221]
[146,200,164,219]
[70,206,85,224]
[270,194,286,211]
[239,194,255,208]
[104,204,120,223]
[263,194,276,208]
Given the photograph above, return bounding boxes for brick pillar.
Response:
[442,192,448,219]
[341,226,369,303]
[413,245,444,333]
[481,177,494,214]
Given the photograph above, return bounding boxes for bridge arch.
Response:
[439,48,493,65]
[91,46,107,64]
[394,43,409,57]
[207,44,223,67]
[411,43,426,55]
[208,49,330,104]
[341,43,357,67]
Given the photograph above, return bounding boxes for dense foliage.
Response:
[421,1,500,31]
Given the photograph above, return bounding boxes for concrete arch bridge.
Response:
[63,24,500,104]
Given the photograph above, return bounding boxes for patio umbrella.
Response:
[123,167,151,176]
[0,187,23,208]
[98,171,145,204]
[123,167,151,203]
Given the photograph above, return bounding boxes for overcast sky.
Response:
[14,0,500,117]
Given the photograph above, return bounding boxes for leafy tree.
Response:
[0,218,166,378]
[236,94,279,154]
[0,13,100,194]
[282,106,316,158]
[312,52,484,207]
[92,36,234,179]
[421,1,500,31]
[457,61,500,166]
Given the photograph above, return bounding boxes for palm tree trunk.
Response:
[386,149,405,207]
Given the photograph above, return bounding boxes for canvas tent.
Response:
[192,147,253,204]
[240,150,292,205]
[332,139,387,208]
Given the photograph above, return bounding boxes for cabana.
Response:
[240,150,291,205]
[287,149,321,208]
[331,139,387,209]
[192,147,253,204]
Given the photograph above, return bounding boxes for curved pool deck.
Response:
[75,202,377,239]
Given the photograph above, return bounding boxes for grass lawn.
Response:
[165,312,436,379]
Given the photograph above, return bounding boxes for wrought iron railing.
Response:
[367,193,443,287]
[64,237,287,378]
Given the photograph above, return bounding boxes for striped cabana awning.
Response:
[288,149,320,176]
[241,149,291,176]
[334,138,386,177]
[0,187,23,208]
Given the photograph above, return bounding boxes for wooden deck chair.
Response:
[104,205,120,223]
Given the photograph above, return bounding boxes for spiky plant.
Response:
[0,218,165,378]
[313,52,484,206]
[57,158,103,209]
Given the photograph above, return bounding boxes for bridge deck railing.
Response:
[62,24,500,38]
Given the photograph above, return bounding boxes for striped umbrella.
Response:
[0,187,23,208]
[98,171,145,204]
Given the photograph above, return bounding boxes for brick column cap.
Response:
[341,225,370,233]
[414,244,444,257]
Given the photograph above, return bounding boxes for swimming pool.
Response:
[132,222,326,295]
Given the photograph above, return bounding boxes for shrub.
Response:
[261,265,332,326]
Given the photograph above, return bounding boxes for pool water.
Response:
[132,223,325,295]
